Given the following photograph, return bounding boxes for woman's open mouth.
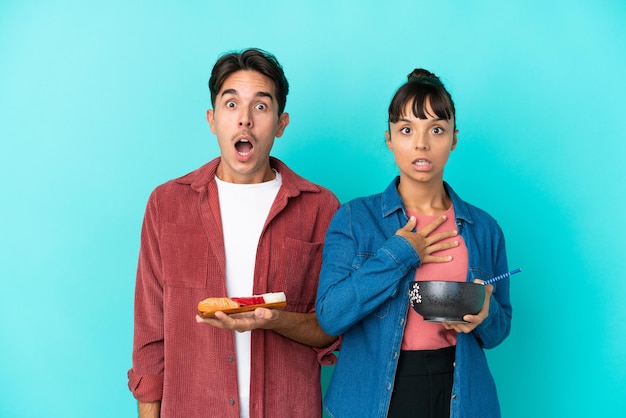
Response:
[412,158,432,171]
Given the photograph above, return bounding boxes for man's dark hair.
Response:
[209,48,289,115]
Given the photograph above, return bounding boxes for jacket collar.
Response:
[381,177,474,225]
[173,156,321,197]
[444,181,474,225]
[381,177,406,217]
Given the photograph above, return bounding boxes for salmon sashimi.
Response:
[197,292,287,318]
[197,297,240,313]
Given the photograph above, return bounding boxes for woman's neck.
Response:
[397,180,450,216]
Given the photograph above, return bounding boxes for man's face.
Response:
[207,70,289,184]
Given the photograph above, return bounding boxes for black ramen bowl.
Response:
[409,281,485,322]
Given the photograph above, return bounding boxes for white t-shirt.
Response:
[215,171,282,418]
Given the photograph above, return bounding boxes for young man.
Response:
[128,48,340,418]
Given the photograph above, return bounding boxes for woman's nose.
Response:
[414,134,429,150]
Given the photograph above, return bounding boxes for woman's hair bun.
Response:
[407,68,437,81]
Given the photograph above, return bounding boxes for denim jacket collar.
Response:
[381,177,475,226]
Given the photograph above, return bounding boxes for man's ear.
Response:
[206,109,216,134]
[275,112,290,138]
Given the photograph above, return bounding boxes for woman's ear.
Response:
[451,130,459,150]
[385,131,392,150]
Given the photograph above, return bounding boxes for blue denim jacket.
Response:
[316,178,511,418]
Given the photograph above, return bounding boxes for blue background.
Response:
[1,1,625,416]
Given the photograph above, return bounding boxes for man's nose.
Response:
[238,109,253,128]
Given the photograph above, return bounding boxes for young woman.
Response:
[316,69,512,418]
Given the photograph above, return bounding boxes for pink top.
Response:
[401,205,468,350]
[128,157,340,418]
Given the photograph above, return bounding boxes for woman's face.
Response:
[385,98,458,187]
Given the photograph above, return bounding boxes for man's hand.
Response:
[396,215,459,264]
[196,309,336,348]
[195,307,277,333]
[442,280,493,333]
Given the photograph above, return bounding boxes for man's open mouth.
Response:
[235,139,253,156]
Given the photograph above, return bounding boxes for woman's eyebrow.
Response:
[397,115,447,123]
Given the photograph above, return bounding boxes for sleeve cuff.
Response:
[314,335,341,366]
[127,369,164,402]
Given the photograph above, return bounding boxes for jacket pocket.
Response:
[161,222,208,288]
[468,267,495,283]
[269,237,322,308]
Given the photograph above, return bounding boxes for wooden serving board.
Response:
[197,301,288,318]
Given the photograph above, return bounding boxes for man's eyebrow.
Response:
[221,88,237,97]
[220,89,274,101]
[256,91,274,100]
